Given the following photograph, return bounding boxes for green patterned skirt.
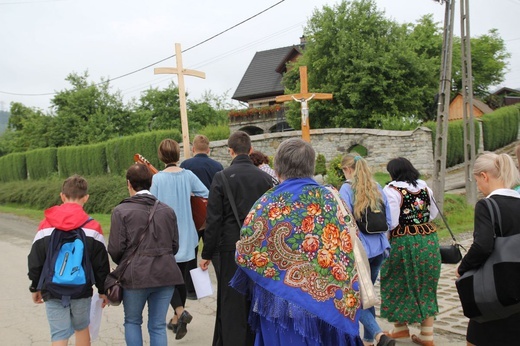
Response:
[380,225,441,323]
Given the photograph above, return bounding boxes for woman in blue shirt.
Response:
[150,139,209,340]
[339,154,394,346]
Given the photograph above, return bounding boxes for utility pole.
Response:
[460,0,477,205]
[432,0,455,213]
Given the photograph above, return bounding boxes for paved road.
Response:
[1,213,469,345]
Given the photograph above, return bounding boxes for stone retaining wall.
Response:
[180,127,434,174]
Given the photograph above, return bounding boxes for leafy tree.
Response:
[134,82,181,130]
[283,0,438,129]
[50,71,143,145]
[282,0,510,129]
[451,29,510,98]
[4,102,54,152]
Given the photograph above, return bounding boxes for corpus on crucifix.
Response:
[155,43,205,159]
[275,66,333,142]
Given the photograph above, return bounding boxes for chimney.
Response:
[300,35,306,47]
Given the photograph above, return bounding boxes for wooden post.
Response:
[275,66,333,142]
[155,43,205,159]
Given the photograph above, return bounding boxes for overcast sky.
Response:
[1,0,519,112]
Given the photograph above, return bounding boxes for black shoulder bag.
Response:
[456,197,520,322]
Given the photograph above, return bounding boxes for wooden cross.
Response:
[275,66,333,142]
[155,43,206,159]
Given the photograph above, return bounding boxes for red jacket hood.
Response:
[41,203,90,231]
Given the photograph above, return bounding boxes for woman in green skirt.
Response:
[380,158,441,346]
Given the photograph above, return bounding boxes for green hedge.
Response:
[26,148,58,180]
[0,152,26,182]
[106,129,182,175]
[481,105,519,151]
[424,119,480,167]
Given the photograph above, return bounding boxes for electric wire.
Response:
[0,0,286,97]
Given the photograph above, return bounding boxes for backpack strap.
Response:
[115,200,160,281]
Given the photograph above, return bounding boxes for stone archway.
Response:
[238,126,264,136]
[269,122,293,133]
[348,144,368,157]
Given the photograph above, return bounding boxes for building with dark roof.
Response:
[491,87,520,107]
[229,38,304,135]
[232,41,303,107]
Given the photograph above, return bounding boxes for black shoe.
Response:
[377,334,396,346]
[167,318,178,333]
[186,292,197,300]
[175,310,193,340]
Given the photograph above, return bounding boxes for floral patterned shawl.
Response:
[231,178,362,345]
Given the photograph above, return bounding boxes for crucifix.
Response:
[155,43,206,159]
[275,66,333,142]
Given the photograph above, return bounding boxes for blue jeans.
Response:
[359,253,385,343]
[123,286,174,346]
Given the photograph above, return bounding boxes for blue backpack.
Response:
[37,218,95,307]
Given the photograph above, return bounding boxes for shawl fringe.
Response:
[231,269,362,346]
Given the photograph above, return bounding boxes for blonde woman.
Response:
[339,154,394,346]
[456,152,520,346]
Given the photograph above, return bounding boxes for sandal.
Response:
[383,326,409,339]
[411,334,434,346]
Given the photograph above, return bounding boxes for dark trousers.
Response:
[212,251,254,346]
[170,261,188,310]
[186,230,221,296]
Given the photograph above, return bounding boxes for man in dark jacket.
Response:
[108,163,184,345]
[200,131,274,346]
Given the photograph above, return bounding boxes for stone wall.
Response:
[180,127,434,175]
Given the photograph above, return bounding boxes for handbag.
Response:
[431,197,465,264]
[105,200,159,306]
[327,186,378,309]
[456,198,520,322]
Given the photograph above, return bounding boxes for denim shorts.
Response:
[45,297,91,342]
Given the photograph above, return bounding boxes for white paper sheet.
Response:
[89,293,103,341]
[189,267,213,299]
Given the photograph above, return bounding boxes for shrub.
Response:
[199,125,230,141]
[315,154,327,176]
[0,175,127,214]
[325,154,344,189]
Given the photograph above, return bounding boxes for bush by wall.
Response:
[315,154,327,175]
[199,125,230,142]
[481,105,519,151]
[0,152,26,182]
[26,148,58,180]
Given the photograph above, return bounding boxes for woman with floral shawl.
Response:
[231,138,363,346]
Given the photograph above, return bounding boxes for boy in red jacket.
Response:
[28,175,110,345]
